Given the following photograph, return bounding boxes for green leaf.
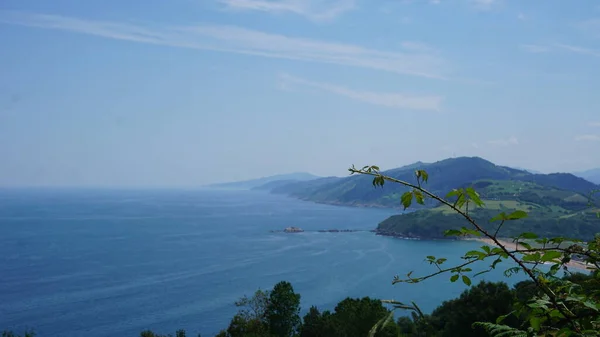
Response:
[556,327,574,337]
[446,189,461,199]
[401,191,413,210]
[529,316,541,331]
[450,274,459,282]
[517,241,532,250]
[465,250,487,259]
[491,248,509,258]
[466,187,485,207]
[444,229,462,237]
[549,263,561,275]
[548,237,566,245]
[522,252,541,262]
[372,175,385,188]
[504,267,521,277]
[462,275,472,286]
[507,210,528,220]
[583,301,599,311]
[417,170,429,183]
[460,227,482,237]
[548,309,564,319]
[519,232,537,239]
[541,250,561,262]
[495,311,514,324]
[490,212,507,223]
[455,194,467,209]
[491,257,503,269]
[413,190,425,205]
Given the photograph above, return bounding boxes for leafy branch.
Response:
[350,165,600,335]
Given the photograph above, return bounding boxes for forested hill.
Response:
[257,157,598,209]
[376,179,599,240]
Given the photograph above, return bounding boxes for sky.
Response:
[0,0,599,187]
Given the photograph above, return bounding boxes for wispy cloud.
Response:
[554,43,600,57]
[590,121,600,127]
[471,0,499,10]
[520,43,600,57]
[218,0,356,21]
[279,74,443,111]
[488,136,518,146]
[520,44,550,53]
[575,134,600,142]
[0,11,446,79]
[517,12,525,21]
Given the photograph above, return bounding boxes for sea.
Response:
[0,188,529,337]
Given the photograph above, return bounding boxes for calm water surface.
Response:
[0,189,526,336]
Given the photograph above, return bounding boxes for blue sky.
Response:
[0,0,599,186]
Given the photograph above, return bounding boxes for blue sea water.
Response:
[0,189,527,337]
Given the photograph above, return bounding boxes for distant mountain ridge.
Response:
[209,172,320,190]
[256,157,598,209]
[244,157,599,241]
[574,168,600,185]
[511,167,542,174]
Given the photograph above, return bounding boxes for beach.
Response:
[465,237,594,271]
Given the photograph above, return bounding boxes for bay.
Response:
[0,189,526,337]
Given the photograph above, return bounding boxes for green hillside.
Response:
[264,157,598,209]
[377,180,599,240]
[255,157,599,240]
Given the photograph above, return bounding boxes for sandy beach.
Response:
[464,237,595,271]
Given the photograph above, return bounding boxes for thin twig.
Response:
[394,259,478,284]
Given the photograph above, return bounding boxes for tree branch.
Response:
[349,168,581,331]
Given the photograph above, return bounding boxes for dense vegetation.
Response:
[378,207,599,240]
[7,276,596,337]
[208,275,598,337]
[377,179,599,239]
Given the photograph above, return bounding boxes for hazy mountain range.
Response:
[573,168,600,185]
[208,172,319,190]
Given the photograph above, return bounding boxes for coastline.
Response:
[279,192,597,272]
[464,237,594,272]
[374,231,593,272]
